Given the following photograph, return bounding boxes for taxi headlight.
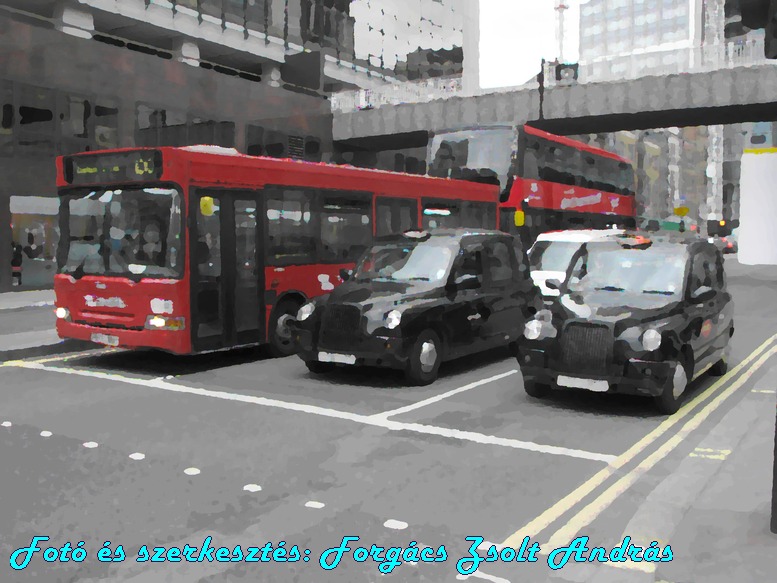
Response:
[297,302,315,322]
[641,328,662,351]
[524,319,543,340]
[385,310,402,330]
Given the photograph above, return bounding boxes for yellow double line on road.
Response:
[501,333,777,550]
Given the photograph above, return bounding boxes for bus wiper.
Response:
[595,286,624,292]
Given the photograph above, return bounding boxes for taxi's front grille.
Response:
[560,323,613,372]
[319,305,362,349]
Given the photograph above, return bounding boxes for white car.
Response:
[528,229,626,297]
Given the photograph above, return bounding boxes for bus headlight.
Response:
[55,307,70,320]
[297,302,315,322]
[145,315,186,331]
[385,310,402,330]
[641,328,662,351]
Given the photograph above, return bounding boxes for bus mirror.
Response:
[200,197,215,217]
[339,268,352,282]
[514,210,525,227]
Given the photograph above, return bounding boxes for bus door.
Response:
[191,190,265,351]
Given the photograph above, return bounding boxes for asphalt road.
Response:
[1,258,776,583]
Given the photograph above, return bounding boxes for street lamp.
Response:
[538,58,546,120]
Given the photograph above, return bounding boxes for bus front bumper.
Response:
[57,320,191,355]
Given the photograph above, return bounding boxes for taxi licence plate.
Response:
[557,375,609,392]
[318,352,356,365]
[91,333,119,347]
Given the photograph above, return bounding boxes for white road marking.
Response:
[305,501,325,509]
[373,370,519,420]
[243,484,262,493]
[1,421,11,427]
[456,570,511,583]
[82,441,99,449]
[40,430,52,437]
[128,453,145,461]
[8,362,615,463]
[184,467,201,476]
[383,519,408,530]
[752,389,776,394]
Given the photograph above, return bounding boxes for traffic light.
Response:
[555,63,579,83]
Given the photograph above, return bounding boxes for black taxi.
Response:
[293,229,539,385]
[517,232,734,414]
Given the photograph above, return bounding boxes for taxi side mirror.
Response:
[691,285,714,303]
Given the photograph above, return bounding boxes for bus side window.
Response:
[461,201,497,229]
[580,155,596,188]
[376,198,418,237]
[522,137,541,180]
[319,192,372,263]
[265,187,317,266]
[422,200,461,230]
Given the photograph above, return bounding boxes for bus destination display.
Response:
[65,151,162,185]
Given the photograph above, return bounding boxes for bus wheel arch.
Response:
[268,294,305,358]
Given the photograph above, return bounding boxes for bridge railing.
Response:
[331,38,777,114]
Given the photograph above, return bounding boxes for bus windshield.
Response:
[60,186,183,279]
[428,127,516,190]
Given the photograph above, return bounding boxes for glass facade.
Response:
[579,0,694,62]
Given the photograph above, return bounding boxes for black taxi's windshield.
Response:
[570,241,688,296]
[354,240,456,283]
[59,186,183,279]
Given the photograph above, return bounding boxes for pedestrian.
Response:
[11,241,23,286]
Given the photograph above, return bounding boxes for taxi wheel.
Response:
[269,300,301,358]
[656,353,691,415]
[405,330,442,386]
[306,361,335,374]
[524,380,552,399]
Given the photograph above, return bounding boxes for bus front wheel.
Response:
[269,299,301,358]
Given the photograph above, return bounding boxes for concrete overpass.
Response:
[332,62,777,148]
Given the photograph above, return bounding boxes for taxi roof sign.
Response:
[615,234,653,249]
[403,230,431,240]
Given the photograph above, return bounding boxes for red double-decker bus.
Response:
[428,124,637,245]
[53,146,500,356]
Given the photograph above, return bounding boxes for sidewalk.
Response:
[0,289,89,360]
[653,374,777,583]
[0,289,55,311]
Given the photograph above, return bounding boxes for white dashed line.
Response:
[305,501,325,509]
[243,484,262,493]
[128,452,145,461]
[383,519,408,530]
[82,441,99,449]
[40,430,52,437]
[12,362,615,463]
[1,421,11,427]
[184,467,201,476]
[374,370,519,420]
